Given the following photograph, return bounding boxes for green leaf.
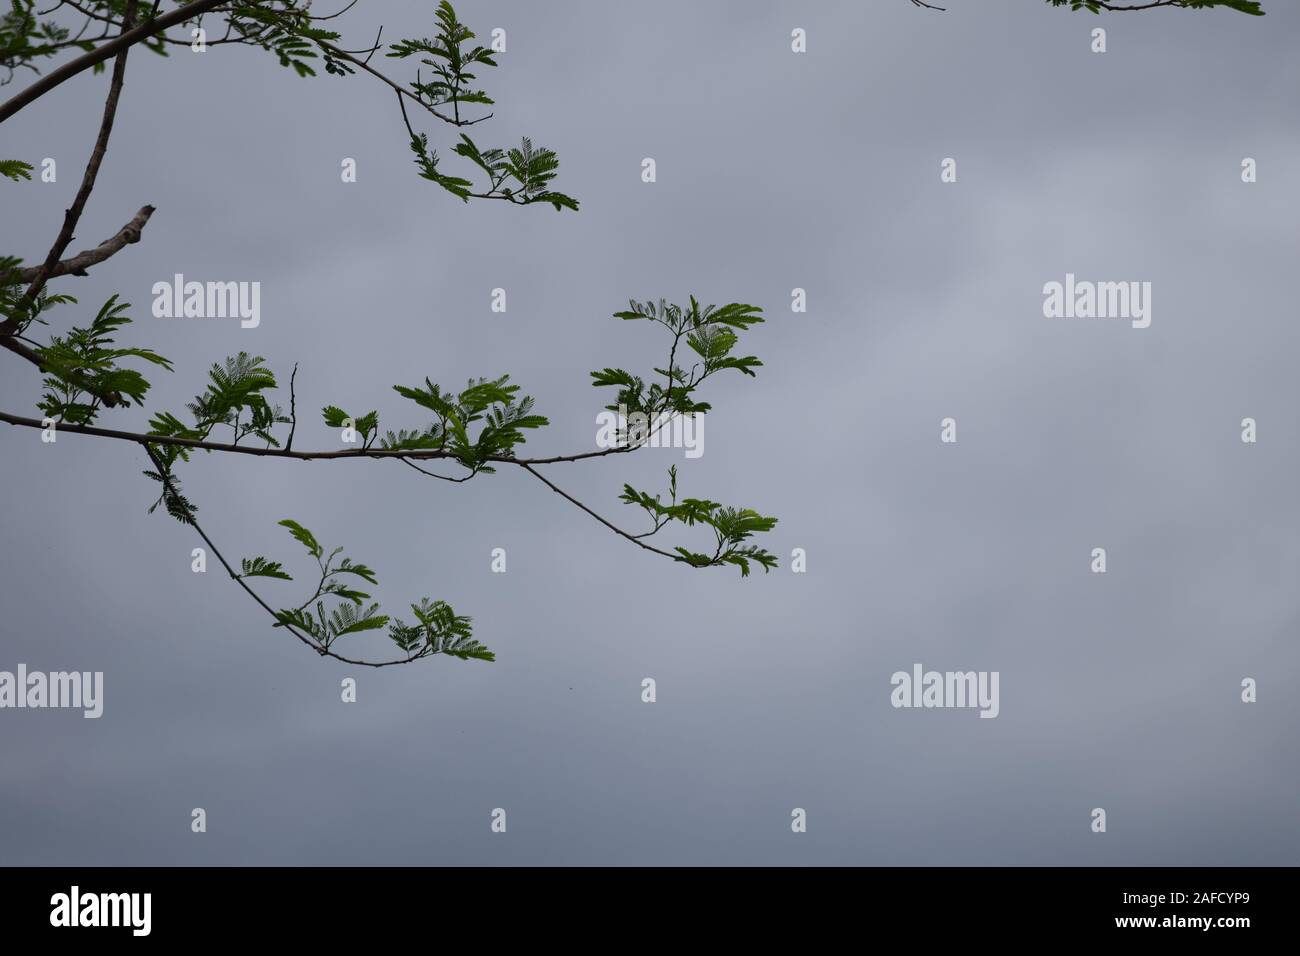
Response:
[330,602,389,636]
[278,519,323,558]
[388,597,492,661]
[239,556,293,581]
[0,159,34,182]
[322,405,379,443]
[36,295,172,425]
[321,405,349,428]
[273,607,322,638]
[335,558,379,585]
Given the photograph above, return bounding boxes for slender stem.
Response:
[6,0,141,330]
[286,363,298,452]
[0,410,640,466]
[2,407,679,560]
[519,463,678,561]
[142,442,426,668]
[326,38,491,129]
[0,0,226,125]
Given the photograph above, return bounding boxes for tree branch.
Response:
[5,0,141,336]
[519,462,678,561]
[0,341,127,407]
[0,409,641,465]
[14,205,155,284]
[1,406,695,565]
[141,443,428,668]
[327,38,491,128]
[0,0,227,125]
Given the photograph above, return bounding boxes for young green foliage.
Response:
[388,0,496,114]
[6,0,1246,668]
[409,131,578,210]
[238,556,293,581]
[0,158,33,181]
[392,2,576,209]
[142,458,198,526]
[36,294,172,425]
[0,256,77,335]
[260,519,489,661]
[0,0,89,84]
[389,598,491,661]
[322,405,380,449]
[392,374,547,472]
[453,134,579,211]
[147,352,289,465]
[221,1,349,78]
[592,298,764,422]
[621,466,778,576]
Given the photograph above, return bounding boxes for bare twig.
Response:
[400,458,475,483]
[519,463,678,561]
[14,205,155,284]
[286,363,299,452]
[6,0,142,337]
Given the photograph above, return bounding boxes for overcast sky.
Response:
[1,0,1298,865]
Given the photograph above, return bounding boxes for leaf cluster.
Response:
[388,0,495,113]
[621,465,778,576]
[591,298,764,427]
[354,373,548,473]
[252,518,490,661]
[148,352,289,465]
[36,294,172,425]
[0,158,32,180]
[224,1,347,78]
[0,0,89,84]
[408,132,578,211]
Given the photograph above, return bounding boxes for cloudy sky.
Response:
[1,0,1298,865]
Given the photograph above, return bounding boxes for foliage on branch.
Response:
[37,295,171,425]
[592,298,764,422]
[1045,0,1261,12]
[621,465,778,576]
[390,375,548,471]
[147,352,288,464]
[0,157,32,180]
[1,0,1254,667]
[252,518,492,661]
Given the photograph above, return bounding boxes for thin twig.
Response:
[286,363,298,452]
[0,410,641,466]
[7,0,141,329]
[519,463,678,560]
[142,442,428,668]
[325,38,491,128]
[400,458,474,483]
[0,0,227,124]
